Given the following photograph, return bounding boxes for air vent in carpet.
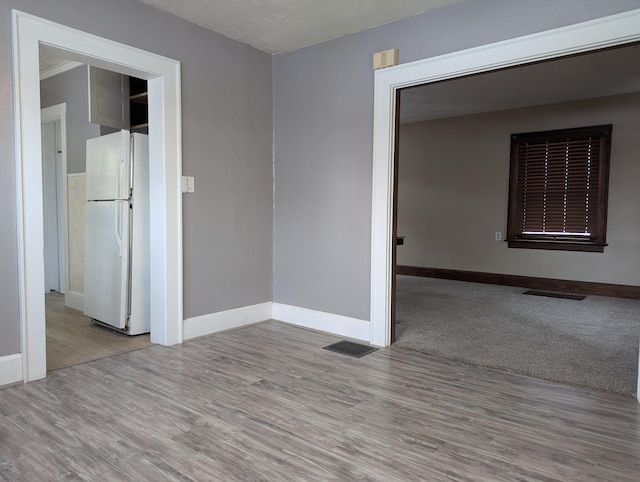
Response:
[523,290,586,301]
[323,340,378,358]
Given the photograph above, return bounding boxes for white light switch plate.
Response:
[182,176,195,194]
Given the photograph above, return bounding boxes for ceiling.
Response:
[400,44,640,123]
[137,0,463,54]
[39,3,640,125]
[39,47,82,79]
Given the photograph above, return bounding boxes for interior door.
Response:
[41,120,62,293]
[83,200,131,329]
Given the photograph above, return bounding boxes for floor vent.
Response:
[323,341,378,358]
[523,290,586,301]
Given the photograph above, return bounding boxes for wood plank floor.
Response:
[2,321,639,480]
[46,292,152,371]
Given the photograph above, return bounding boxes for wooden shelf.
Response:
[130,92,148,104]
[129,77,148,130]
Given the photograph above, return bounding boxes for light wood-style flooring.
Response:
[2,321,640,480]
[46,291,152,371]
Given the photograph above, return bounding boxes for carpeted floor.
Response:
[394,275,640,396]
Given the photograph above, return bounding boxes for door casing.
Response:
[13,11,183,382]
[369,8,640,401]
[370,9,640,352]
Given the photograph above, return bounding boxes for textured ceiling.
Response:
[137,0,462,54]
[40,2,640,125]
[400,44,640,123]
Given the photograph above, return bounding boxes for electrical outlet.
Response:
[495,232,502,241]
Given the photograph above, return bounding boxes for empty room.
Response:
[2,1,640,480]
[394,45,640,396]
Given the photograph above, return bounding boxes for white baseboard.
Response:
[183,302,371,345]
[65,291,83,312]
[184,302,273,340]
[0,354,23,387]
[272,303,370,343]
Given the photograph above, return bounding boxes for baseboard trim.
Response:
[0,354,23,387]
[397,265,640,299]
[272,303,370,343]
[183,302,273,340]
[65,291,84,312]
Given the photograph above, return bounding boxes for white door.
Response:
[83,200,131,329]
[41,120,64,293]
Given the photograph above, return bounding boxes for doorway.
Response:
[41,111,66,295]
[13,11,183,382]
[370,8,640,348]
[370,8,640,398]
[40,73,155,372]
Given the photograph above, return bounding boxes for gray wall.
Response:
[40,65,101,174]
[272,0,640,322]
[0,0,273,357]
[397,93,640,285]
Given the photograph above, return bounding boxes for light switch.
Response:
[182,176,195,194]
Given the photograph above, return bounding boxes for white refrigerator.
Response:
[83,130,150,335]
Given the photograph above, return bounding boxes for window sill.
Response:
[506,239,606,253]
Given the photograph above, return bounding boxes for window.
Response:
[507,125,612,252]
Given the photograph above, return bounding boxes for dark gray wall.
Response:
[1,0,273,357]
[272,0,640,322]
[40,65,101,174]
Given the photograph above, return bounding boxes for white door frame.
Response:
[370,9,640,348]
[13,11,184,382]
[41,103,68,298]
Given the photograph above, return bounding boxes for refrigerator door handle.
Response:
[114,200,123,257]
[130,136,135,193]
[116,148,125,199]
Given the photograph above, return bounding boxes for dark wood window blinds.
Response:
[507,125,612,252]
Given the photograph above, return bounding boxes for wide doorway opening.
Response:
[392,44,640,395]
[370,8,640,399]
[13,11,183,382]
[40,61,155,371]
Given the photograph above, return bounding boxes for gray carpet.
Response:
[394,275,640,396]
